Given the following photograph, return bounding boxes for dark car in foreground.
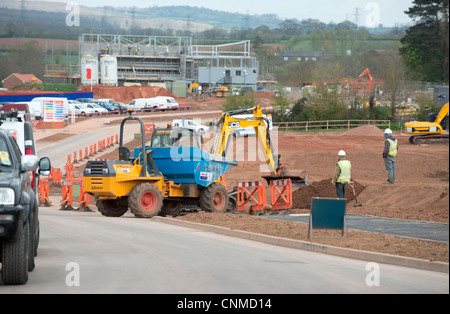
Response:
[0,126,51,285]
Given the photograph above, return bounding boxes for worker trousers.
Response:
[384,155,396,182]
[335,182,346,199]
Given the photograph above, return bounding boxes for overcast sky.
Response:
[50,0,415,26]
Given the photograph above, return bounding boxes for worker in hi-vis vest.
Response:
[331,150,352,199]
[383,128,398,184]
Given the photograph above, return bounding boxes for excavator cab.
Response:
[150,127,202,149]
[405,102,449,144]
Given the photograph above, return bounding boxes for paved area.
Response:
[262,213,449,243]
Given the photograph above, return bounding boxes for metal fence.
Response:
[274,120,391,132]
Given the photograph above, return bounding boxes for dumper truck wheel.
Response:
[97,199,129,217]
[199,183,229,213]
[160,201,183,217]
[129,183,163,218]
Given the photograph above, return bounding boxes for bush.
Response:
[221,93,256,112]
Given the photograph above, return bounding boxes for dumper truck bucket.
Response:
[262,169,308,187]
[135,146,238,188]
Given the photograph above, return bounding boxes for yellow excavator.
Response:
[404,102,449,144]
[211,106,307,186]
[187,82,204,101]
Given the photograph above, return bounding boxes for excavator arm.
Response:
[358,68,374,91]
[435,102,449,125]
[212,106,278,173]
[212,106,307,185]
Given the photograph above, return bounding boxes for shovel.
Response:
[349,181,362,207]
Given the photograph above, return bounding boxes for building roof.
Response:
[2,73,43,84]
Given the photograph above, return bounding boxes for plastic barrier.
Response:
[38,178,52,207]
[56,132,120,211]
[237,180,267,213]
[78,181,91,211]
[60,179,74,210]
[50,167,63,186]
[270,179,293,211]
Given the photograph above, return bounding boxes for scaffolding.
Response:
[78,34,259,86]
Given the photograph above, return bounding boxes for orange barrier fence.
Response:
[38,178,52,206]
[39,133,120,212]
[270,179,293,211]
[237,180,267,213]
[50,167,63,186]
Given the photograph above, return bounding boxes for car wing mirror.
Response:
[38,157,51,176]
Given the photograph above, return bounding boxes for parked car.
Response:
[96,99,116,105]
[86,103,108,114]
[96,100,119,112]
[114,102,129,111]
[73,103,96,116]
[172,119,209,134]
[76,98,96,104]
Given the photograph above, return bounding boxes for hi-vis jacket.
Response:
[332,157,351,184]
[383,136,398,158]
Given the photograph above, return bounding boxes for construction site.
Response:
[17,83,446,265]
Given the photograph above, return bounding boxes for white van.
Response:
[231,113,273,137]
[147,97,178,110]
[155,96,179,110]
[128,98,150,110]
[172,119,209,134]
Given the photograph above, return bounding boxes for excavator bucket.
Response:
[262,169,308,187]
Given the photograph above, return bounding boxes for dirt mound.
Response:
[77,85,175,104]
[343,125,384,137]
[292,179,366,210]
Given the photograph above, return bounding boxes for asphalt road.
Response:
[0,207,448,294]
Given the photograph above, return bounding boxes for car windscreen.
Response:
[0,137,12,169]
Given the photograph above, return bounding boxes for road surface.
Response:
[0,205,448,294]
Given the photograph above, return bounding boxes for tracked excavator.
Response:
[405,102,449,144]
[211,106,307,186]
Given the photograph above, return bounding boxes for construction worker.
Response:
[383,128,398,184]
[331,150,352,199]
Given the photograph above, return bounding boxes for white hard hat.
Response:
[338,150,346,156]
[384,128,392,134]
